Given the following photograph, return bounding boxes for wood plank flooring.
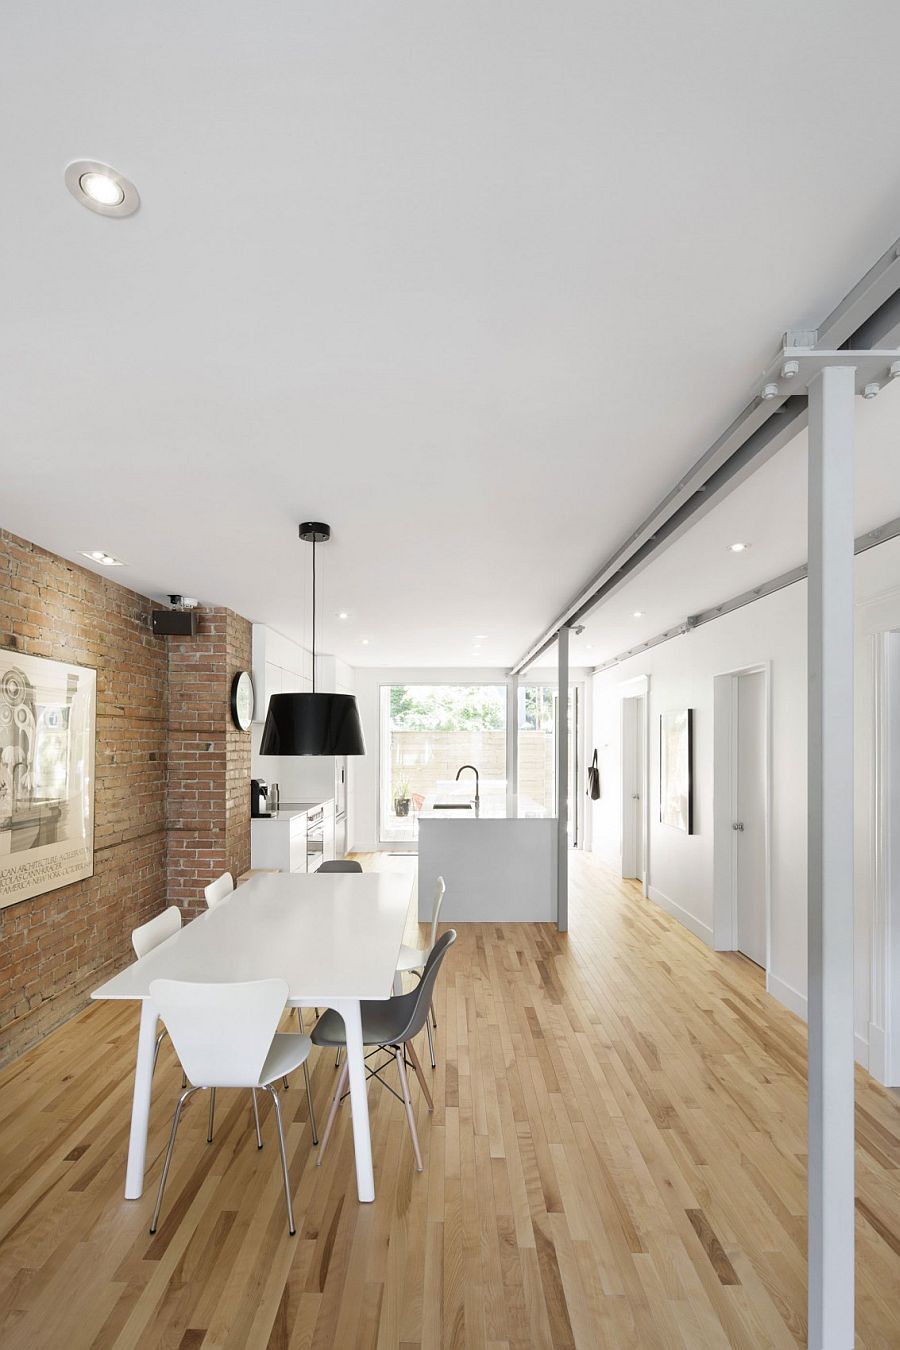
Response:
[1,853,899,1347]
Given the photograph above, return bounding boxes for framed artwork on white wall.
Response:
[0,650,96,910]
[660,708,693,833]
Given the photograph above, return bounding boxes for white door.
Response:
[734,671,767,967]
[622,695,645,882]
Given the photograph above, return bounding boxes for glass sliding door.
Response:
[379,684,507,843]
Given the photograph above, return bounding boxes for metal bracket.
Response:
[758,344,900,403]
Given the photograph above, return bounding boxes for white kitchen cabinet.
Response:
[322,800,335,864]
[282,667,304,695]
[265,661,282,701]
[288,813,308,872]
[251,807,314,872]
[252,625,314,720]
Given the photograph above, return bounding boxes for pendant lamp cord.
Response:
[311,535,317,694]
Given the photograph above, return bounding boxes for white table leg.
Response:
[125,998,158,1199]
[336,998,374,1202]
[393,971,403,996]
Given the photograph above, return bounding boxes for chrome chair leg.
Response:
[425,1017,436,1069]
[395,1048,423,1172]
[150,1085,199,1233]
[302,1061,319,1144]
[207,1087,216,1143]
[334,1046,342,1068]
[316,1060,349,1165]
[431,1000,437,1029]
[153,1028,166,1073]
[252,1088,263,1149]
[152,1025,187,1087]
[264,1085,296,1235]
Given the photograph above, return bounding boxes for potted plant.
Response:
[394,780,411,817]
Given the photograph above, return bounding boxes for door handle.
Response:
[732,822,744,831]
[632,793,640,800]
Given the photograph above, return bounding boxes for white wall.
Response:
[589,535,900,1075]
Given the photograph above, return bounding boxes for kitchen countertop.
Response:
[252,799,332,823]
[417,789,550,822]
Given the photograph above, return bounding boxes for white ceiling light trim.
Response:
[65,160,140,217]
[80,549,126,566]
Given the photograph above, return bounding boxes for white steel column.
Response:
[506,674,519,819]
[807,364,856,1349]
[557,626,569,932]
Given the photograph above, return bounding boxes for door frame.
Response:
[618,674,650,896]
[713,662,772,969]
[870,630,900,1085]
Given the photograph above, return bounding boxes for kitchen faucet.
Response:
[455,764,480,810]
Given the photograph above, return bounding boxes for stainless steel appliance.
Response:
[306,805,325,871]
[334,757,347,857]
[250,778,270,818]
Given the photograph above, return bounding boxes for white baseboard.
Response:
[766,972,807,1021]
[766,973,869,1068]
[648,886,713,946]
[867,1023,892,1085]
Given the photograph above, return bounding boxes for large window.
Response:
[380,684,507,841]
[517,684,579,841]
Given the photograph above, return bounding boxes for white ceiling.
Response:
[3,2,900,668]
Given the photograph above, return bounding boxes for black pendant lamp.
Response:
[259,523,366,757]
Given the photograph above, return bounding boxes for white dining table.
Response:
[92,868,415,1203]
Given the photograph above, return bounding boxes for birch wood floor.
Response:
[1,852,899,1348]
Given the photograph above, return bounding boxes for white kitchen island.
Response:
[417,790,557,923]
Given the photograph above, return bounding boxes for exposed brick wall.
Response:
[0,530,168,1063]
[0,530,253,1064]
[166,608,251,917]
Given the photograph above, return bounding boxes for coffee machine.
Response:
[250,778,270,818]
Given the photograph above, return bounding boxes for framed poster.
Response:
[660,708,693,834]
[0,651,96,910]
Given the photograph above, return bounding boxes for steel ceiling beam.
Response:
[589,514,900,674]
[510,235,900,675]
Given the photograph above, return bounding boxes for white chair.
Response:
[204,872,234,909]
[148,977,315,1235]
[131,907,183,1080]
[395,876,445,1068]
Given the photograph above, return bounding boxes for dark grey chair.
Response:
[311,929,456,1171]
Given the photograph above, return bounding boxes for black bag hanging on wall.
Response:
[586,749,601,800]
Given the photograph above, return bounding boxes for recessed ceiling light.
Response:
[361,638,369,645]
[474,634,487,640]
[728,542,750,553]
[338,611,349,620]
[80,172,125,207]
[633,610,644,618]
[65,160,140,217]
[80,550,125,566]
